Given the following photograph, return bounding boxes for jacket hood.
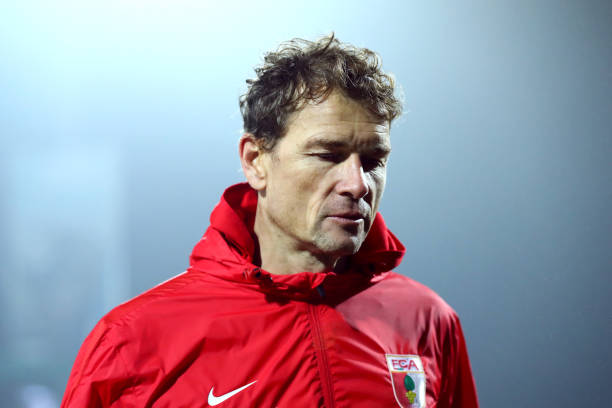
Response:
[189,183,405,301]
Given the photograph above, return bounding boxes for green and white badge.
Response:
[385,354,426,408]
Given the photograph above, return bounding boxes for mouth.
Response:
[330,212,364,220]
[327,212,366,224]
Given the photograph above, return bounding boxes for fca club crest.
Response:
[385,354,426,408]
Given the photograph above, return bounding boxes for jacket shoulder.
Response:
[337,271,465,359]
[62,271,212,406]
[102,271,193,326]
[375,271,458,318]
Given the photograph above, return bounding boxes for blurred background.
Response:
[1,1,611,407]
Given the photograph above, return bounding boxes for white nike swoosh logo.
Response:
[208,380,257,406]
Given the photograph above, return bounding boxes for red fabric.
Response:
[62,183,478,407]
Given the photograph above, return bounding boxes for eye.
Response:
[361,156,385,171]
[314,152,345,163]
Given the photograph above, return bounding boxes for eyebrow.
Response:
[303,137,391,156]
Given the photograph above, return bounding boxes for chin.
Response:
[313,232,365,257]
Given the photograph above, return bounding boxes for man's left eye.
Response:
[361,157,385,171]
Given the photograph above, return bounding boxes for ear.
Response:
[239,133,268,191]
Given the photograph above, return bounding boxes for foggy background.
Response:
[1,1,611,407]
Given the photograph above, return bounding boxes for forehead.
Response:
[283,92,391,149]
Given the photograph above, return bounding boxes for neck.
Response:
[253,205,339,275]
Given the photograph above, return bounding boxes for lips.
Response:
[324,201,371,224]
[330,212,365,220]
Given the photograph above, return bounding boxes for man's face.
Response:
[257,91,391,259]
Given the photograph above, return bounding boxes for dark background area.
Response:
[1,1,611,407]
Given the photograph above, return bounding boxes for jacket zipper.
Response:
[307,303,335,408]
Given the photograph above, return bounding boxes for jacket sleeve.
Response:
[61,321,136,408]
[438,313,479,408]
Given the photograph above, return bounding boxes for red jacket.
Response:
[62,183,478,407]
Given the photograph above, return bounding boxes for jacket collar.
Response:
[189,183,405,301]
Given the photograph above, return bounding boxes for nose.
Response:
[336,153,369,200]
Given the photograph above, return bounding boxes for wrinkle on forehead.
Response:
[285,92,391,152]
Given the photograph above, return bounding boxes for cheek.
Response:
[273,170,318,219]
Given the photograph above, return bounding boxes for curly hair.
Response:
[240,34,402,151]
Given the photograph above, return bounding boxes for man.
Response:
[62,35,478,407]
